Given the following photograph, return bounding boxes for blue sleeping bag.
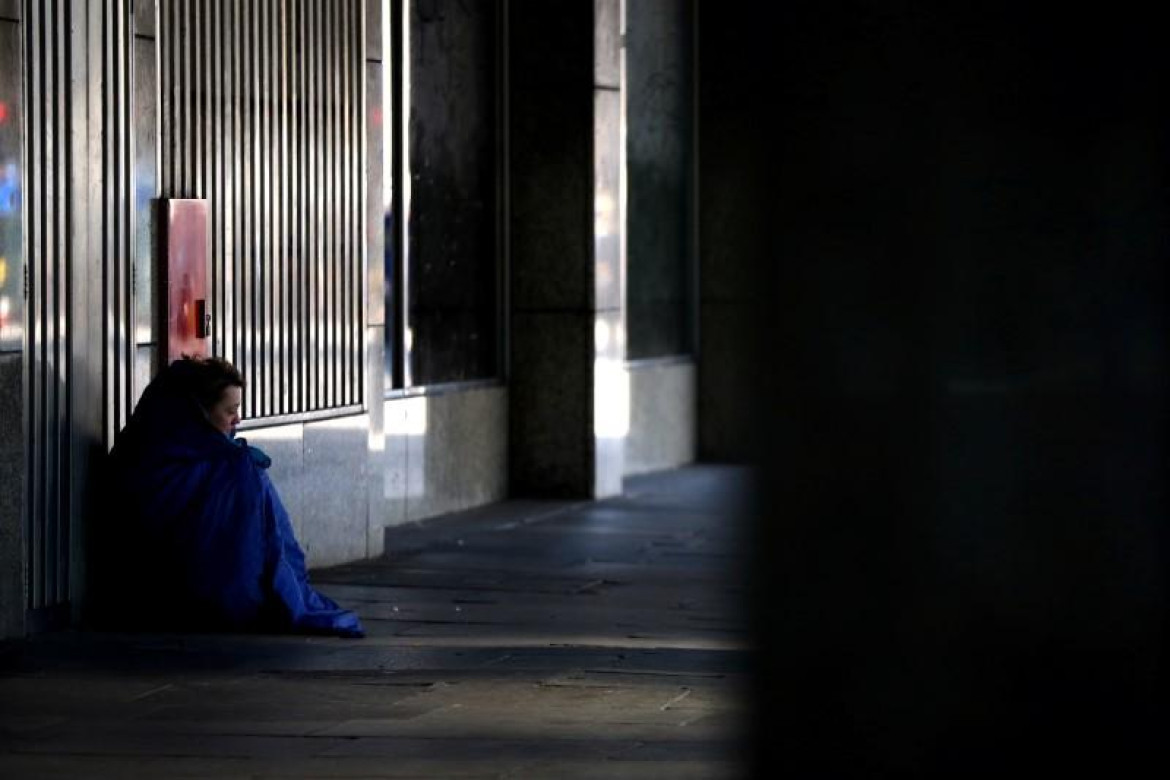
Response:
[103,359,364,638]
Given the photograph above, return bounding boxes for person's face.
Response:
[209,385,242,435]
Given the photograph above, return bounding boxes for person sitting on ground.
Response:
[97,355,364,638]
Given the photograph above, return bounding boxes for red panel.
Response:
[164,198,210,362]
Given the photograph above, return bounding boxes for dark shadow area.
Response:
[707,2,1170,776]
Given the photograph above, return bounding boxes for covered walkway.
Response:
[0,466,753,779]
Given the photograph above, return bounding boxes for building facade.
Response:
[0,0,736,638]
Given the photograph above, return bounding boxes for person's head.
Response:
[183,355,245,434]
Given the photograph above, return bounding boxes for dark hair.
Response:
[181,355,245,412]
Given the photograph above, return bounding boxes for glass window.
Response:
[0,21,22,353]
[626,0,695,359]
[403,0,501,386]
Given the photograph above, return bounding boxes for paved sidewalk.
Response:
[0,465,754,779]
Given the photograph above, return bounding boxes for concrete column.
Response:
[509,0,627,498]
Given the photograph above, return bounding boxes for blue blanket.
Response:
[103,360,364,638]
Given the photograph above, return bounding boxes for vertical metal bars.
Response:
[25,0,134,616]
[101,0,134,448]
[23,0,83,616]
[159,0,365,420]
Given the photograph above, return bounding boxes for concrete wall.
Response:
[0,354,23,639]
[246,384,508,568]
[1,0,697,633]
[624,359,695,477]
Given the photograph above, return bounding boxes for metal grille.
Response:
[159,0,366,420]
[23,0,73,616]
[102,0,135,445]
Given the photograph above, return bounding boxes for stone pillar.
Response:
[509,0,627,498]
